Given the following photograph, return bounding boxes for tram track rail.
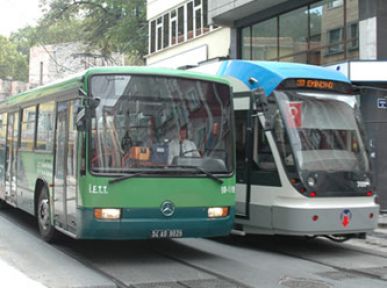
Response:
[1,207,386,287]
[0,208,252,288]
[219,234,387,283]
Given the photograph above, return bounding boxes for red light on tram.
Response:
[366,191,373,196]
[309,191,317,197]
[300,187,306,193]
[312,215,319,222]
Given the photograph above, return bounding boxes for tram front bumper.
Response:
[76,207,234,240]
[272,202,379,236]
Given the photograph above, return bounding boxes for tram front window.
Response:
[273,90,370,197]
[89,74,233,175]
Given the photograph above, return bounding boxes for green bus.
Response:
[0,67,235,242]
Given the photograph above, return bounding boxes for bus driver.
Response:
[168,125,200,164]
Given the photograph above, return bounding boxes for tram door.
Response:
[234,100,280,229]
[53,101,78,232]
[5,112,18,205]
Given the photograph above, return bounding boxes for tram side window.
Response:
[36,102,55,151]
[20,106,36,150]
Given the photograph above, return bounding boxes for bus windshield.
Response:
[89,74,233,174]
[273,90,370,196]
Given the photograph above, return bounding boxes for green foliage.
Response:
[1,0,147,80]
[40,0,147,63]
[0,36,28,81]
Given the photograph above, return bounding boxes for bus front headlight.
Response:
[94,208,121,220]
[208,207,229,218]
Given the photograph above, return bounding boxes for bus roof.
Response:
[0,66,229,109]
[192,60,350,96]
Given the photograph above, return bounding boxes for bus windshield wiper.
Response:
[170,165,224,184]
[108,167,182,184]
[108,171,159,184]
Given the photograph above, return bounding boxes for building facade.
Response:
[0,78,28,100]
[146,0,231,68]
[146,0,387,211]
[29,42,125,87]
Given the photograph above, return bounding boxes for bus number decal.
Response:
[88,184,108,194]
[221,185,236,194]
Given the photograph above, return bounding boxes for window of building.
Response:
[279,7,308,63]
[203,0,209,32]
[327,0,344,9]
[157,17,163,51]
[239,0,358,65]
[150,20,156,53]
[163,14,169,48]
[328,28,343,54]
[171,10,177,45]
[251,18,278,61]
[148,0,216,54]
[178,6,185,43]
[241,26,251,60]
[20,106,36,150]
[195,2,202,36]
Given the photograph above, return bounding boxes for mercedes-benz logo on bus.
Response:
[160,201,175,217]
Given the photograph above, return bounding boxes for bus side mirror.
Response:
[76,98,100,131]
[76,108,86,131]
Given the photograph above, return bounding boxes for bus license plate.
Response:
[151,229,183,239]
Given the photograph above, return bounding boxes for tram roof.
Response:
[0,66,229,109]
[192,60,350,96]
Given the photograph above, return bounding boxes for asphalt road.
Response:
[1,207,387,288]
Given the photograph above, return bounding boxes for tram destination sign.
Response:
[281,78,352,93]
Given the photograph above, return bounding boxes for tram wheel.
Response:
[37,186,58,243]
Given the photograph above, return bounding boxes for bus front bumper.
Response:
[74,207,235,240]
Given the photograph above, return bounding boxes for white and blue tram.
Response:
[193,60,379,240]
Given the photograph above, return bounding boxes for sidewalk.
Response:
[0,259,46,288]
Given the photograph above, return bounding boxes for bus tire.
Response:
[37,186,57,243]
[0,199,9,209]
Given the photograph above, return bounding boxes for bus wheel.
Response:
[37,186,57,242]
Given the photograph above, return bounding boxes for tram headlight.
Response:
[208,207,229,218]
[94,208,121,220]
[307,176,316,187]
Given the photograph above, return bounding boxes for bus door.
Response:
[53,101,78,233]
[5,112,18,205]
